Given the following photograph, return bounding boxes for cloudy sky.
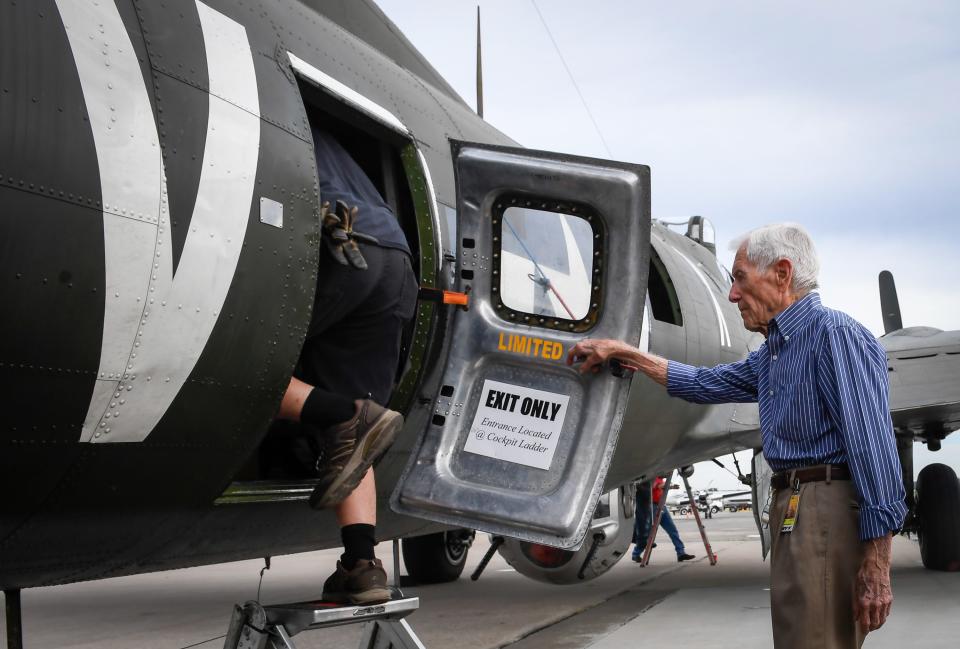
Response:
[377,0,959,488]
[377,0,959,335]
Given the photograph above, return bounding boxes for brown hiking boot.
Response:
[309,399,403,509]
[322,558,391,605]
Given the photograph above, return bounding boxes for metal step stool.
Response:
[224,592,424,649]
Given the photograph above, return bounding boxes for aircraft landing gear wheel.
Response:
[401,529,475,583]
[916,463,960,571]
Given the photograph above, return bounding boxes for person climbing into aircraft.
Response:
[274,120,418,605]
[633,476,695,563]
[568,223,906,648]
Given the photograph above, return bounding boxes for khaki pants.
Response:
[769,478,865,649]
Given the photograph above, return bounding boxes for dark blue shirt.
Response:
[667,292,907,540]
[311,126,410,255]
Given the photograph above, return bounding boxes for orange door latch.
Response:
[418,287,470,308]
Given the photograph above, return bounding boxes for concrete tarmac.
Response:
[2,513,958,648]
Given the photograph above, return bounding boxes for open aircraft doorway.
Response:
[218,53,440,499]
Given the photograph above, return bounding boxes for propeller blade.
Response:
[879,270,903,334]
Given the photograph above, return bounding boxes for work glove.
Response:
[320,200,375,270]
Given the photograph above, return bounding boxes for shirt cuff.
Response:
[666,360,699,399]
[858,502,908,541]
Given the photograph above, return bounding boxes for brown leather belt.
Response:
[770,464,850,490]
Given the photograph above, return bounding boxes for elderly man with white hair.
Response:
[568,223,906,648]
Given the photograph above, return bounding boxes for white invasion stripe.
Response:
[56,0,164,441]
[674,248,732,347]
[91,1,261,443]
[60,1,261,442]
[640,295,651,353]
[287,51,410,136]
[202,3,260,116]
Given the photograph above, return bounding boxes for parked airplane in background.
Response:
[666,487,751,515]
[1,3,958,643]
[720,491,754,513]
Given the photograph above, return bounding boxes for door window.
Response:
[499,206,595,322]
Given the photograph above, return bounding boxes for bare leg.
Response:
[275,375,386,599]
[335,469,377,527]
[276,377,378,523]
[277,376,312,422]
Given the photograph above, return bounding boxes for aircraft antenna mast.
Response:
[476,6,484,118]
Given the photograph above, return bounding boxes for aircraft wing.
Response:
[883,328,960,444]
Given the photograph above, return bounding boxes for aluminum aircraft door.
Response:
[391,141,650,548]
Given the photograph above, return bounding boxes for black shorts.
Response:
[295,243,418,407]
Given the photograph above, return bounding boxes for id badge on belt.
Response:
[780,480,801,534]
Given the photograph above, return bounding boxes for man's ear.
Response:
[773,258,793,290]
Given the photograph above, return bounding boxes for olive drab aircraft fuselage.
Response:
[2,0,959,593]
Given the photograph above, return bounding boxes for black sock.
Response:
[301,388,356,429]
[340,523,376,570]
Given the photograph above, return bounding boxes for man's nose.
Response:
[728,285,739,303]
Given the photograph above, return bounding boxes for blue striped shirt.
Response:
[667,292,907,540]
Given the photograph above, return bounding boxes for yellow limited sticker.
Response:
[497,333,564,360]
